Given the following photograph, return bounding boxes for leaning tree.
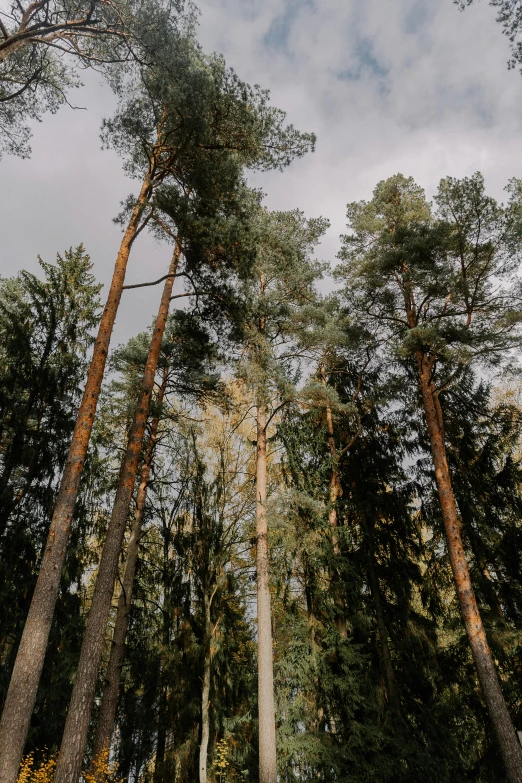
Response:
[0,29,315,783]
[337,172,522,783]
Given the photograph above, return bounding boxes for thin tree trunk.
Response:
[256,403,277,783]
[322,367,348,639]
[153,487,178,783]
[417,352,522,783]
[461,508,507,623]
[199,595,212,783]
[91,366,169,771]
[302,558,325,732]
[366,552,401,717]
[0,172,154,783]
[325,399,341,552]
[54,243,180,783]
[153,686,168,783]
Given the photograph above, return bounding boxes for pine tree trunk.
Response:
[153,686,168,783]
[323,378,347,639]
[417,352,522,783]
[256,403,277,783]
[0,172,154,783]
[199,595,211,783]
[303,559,325,732]
[54,243,180,783]
[91,367,169,771]
[367,552,401,717]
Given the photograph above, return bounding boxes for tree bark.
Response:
[54,242,180,783]
[91,367,169,772]
[322,368,347,640]
[199,594,212,783]
[325,398,341,552]
[153,686,168,783]
[256,403,277,783]
[417,352,522,783]
[0,172,153,783]
[366,552,401,717]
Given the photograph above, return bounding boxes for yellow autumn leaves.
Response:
[212,738,230,781]
[17,749,121,783]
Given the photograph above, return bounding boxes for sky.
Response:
[2,0,522,344]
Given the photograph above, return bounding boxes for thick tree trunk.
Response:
[417,353,522,783]
[199,596,212,783]
[91,368,169,771]
[54,243,180,783]
[0,173,153,783]
[367,552,401,717]
[255,403,277,783]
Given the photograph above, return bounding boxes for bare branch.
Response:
[122,273,177,291]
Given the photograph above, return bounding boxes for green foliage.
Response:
[337,172,522,375]
[0,45,77,159]
[0,246,101,753]
[0,0,191,158]
[237,207,329,406]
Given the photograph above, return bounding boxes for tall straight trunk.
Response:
[302,559,325,732]
[199,595,212,783]
[325,399,341,549]
[322,368,348,639]
[366,552,401,717]
[0,172,154,783]
[417,352,522,783]
[256,403,277,783]
[91,367,169,769]
[153,686,168,783]
[54,243,180,783]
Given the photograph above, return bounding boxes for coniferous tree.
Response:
[337,172,522,782]
[237,208,328,783]
[58,173,261,780]
[0,246,101,756]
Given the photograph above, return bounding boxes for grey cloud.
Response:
[1,0,522,345]
[263,0,314,53]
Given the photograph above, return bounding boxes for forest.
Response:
[2,0,522,782]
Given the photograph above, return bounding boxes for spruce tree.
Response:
[0,246,101,757]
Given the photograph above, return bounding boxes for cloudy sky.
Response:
[2,0,522,344]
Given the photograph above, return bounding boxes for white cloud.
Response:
[1,0,522,341]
